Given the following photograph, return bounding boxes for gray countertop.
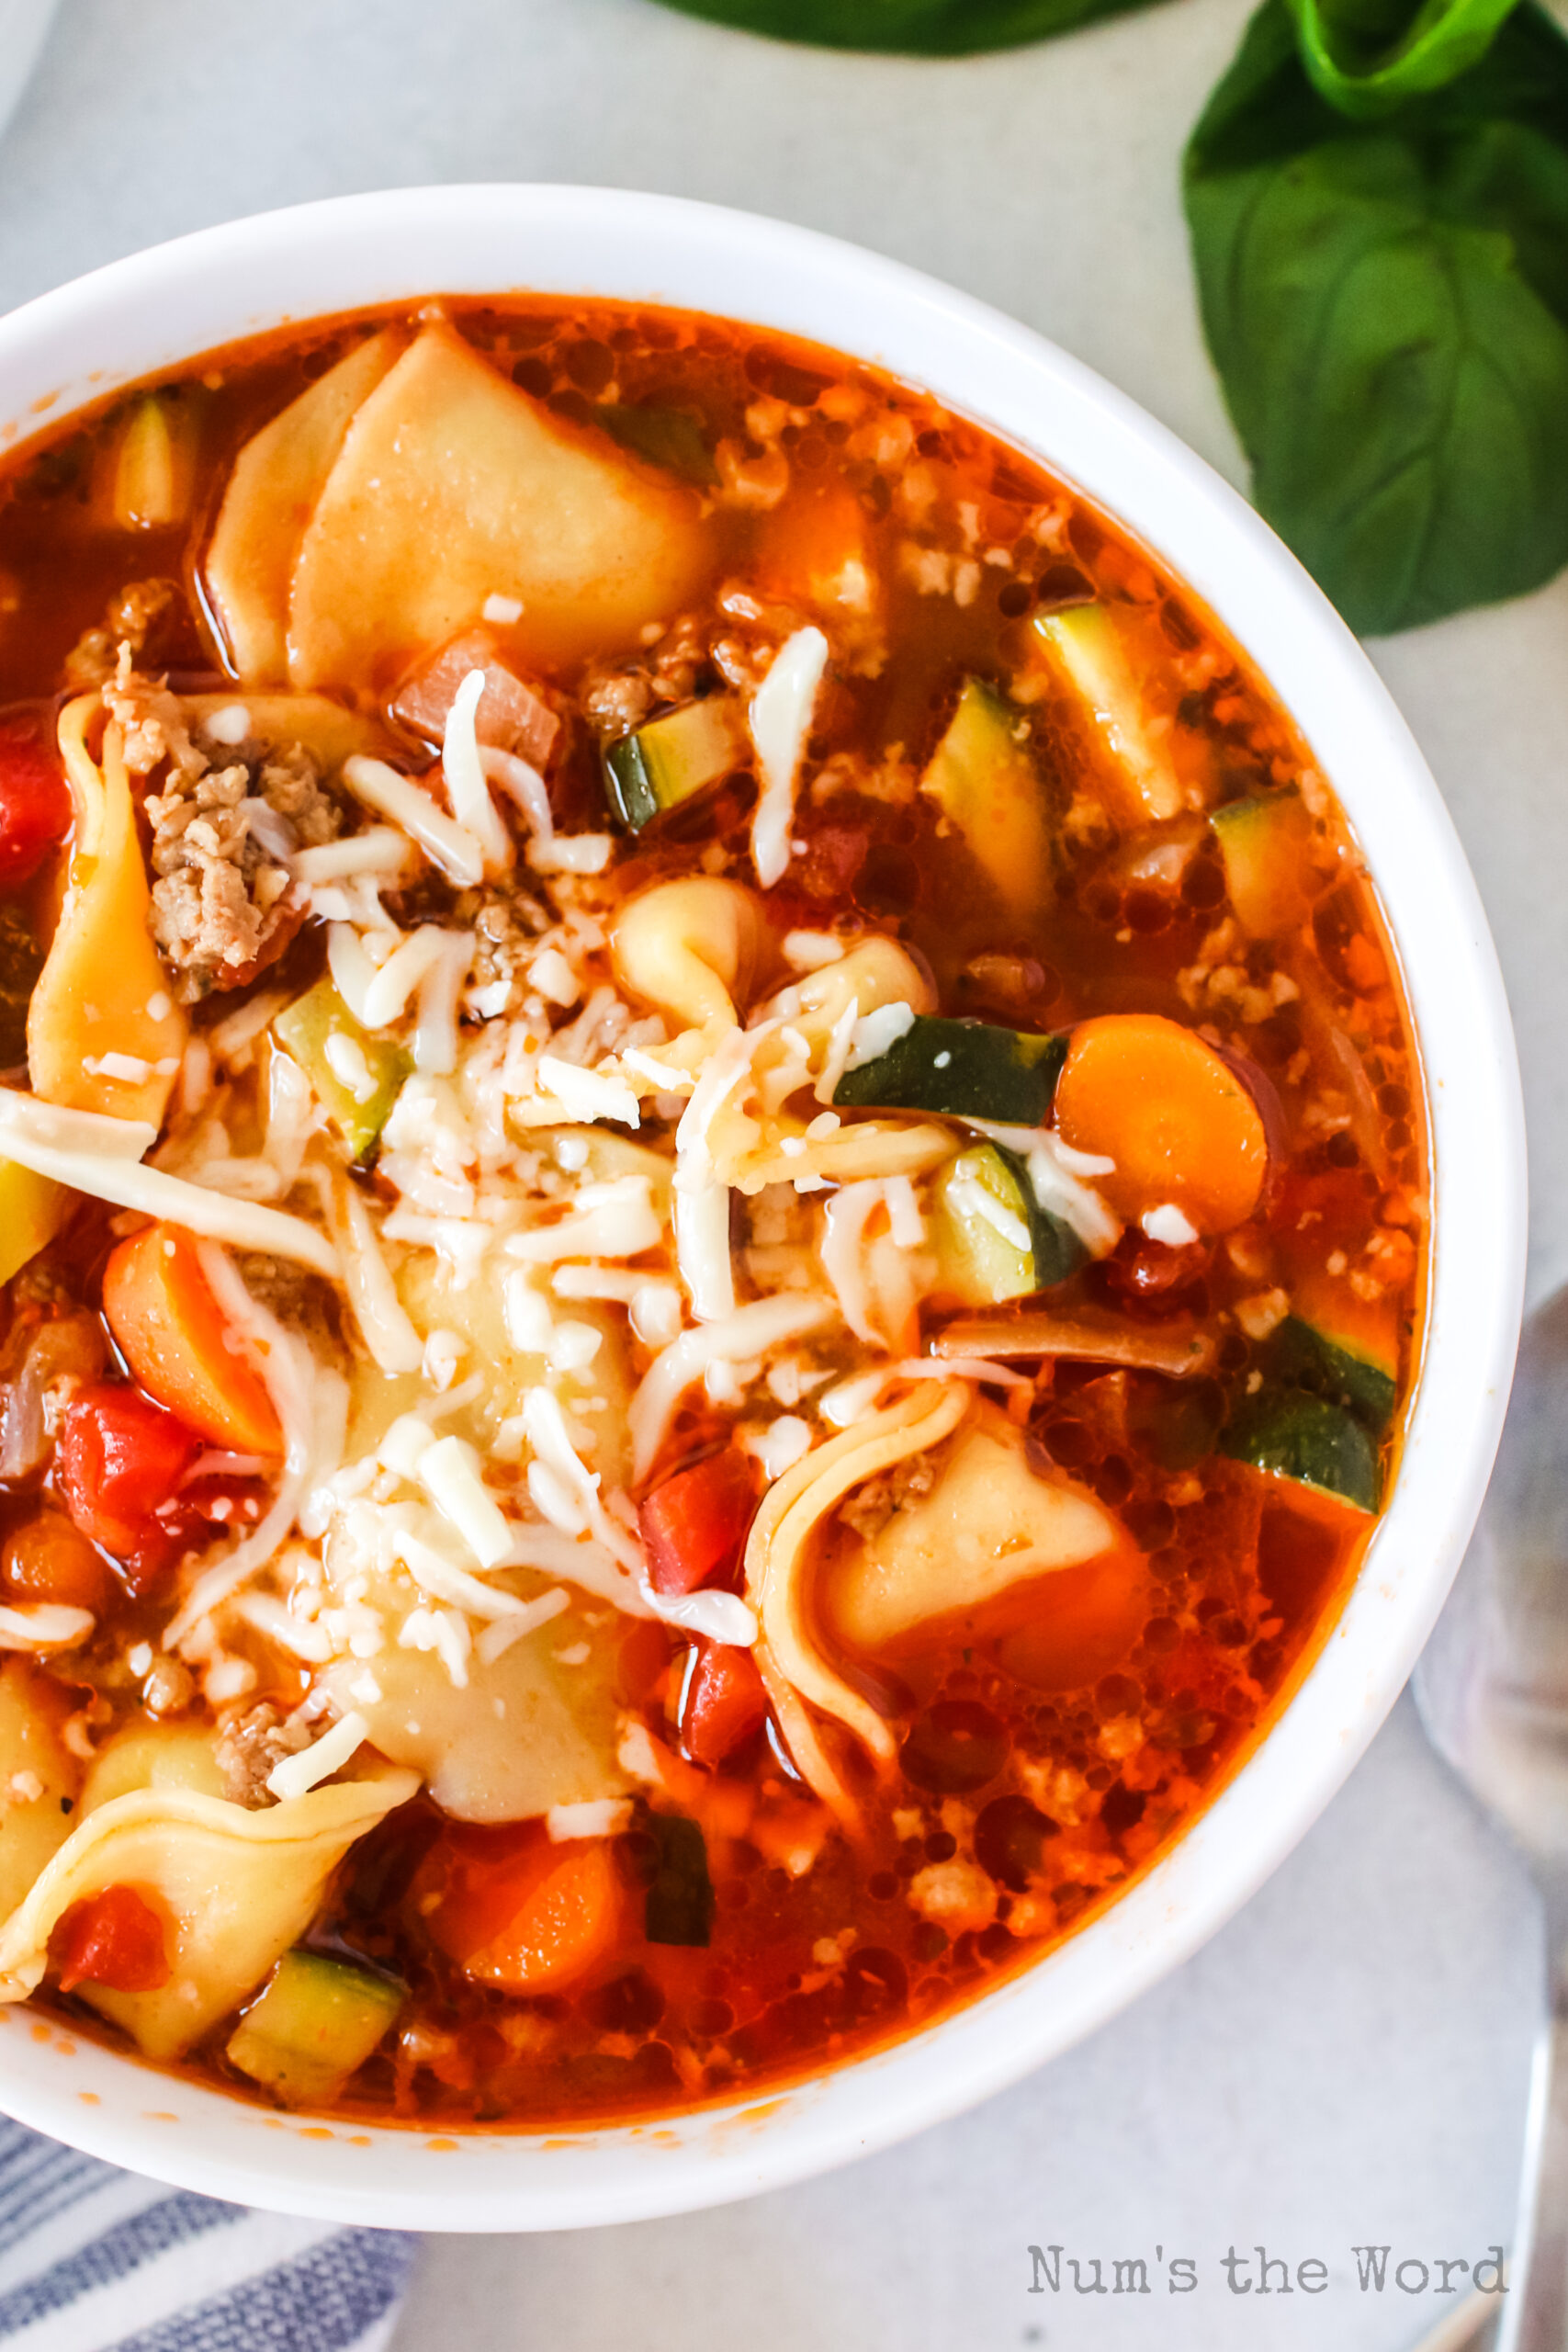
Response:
[0,2,1554,2341]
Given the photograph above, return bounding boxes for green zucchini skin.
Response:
[1222,1389,1380,1512]
[603,697,741,831]
[226,1949,406,2107]
[644,1812,715,1948]
[1267,1317,1396,1434]
[931,1141,1084,1304]
[997,1143,1085,1290]
[833,1014,1066,1125]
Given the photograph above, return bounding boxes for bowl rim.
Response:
[0,181,1527,2232]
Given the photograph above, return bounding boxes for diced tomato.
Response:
[638,1447,756,1598]
[57,1382,203,1592]
[680,1639,769,1769]
[54,1884,171,1995]
[0,718,71,888]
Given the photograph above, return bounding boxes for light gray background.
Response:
[0,1,1557,2342]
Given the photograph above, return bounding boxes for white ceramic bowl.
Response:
[0,184,1525,2231]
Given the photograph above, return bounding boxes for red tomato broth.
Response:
[0,293,1427,2130]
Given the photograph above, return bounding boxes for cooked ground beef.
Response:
[107,662,342,1001]
[454,879,551,1018]
[215,1702,310,1808]
[581,612,712,740]
[63,578,186,690]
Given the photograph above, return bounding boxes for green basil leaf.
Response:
[1286,0,1519,120]
[646,0,1164,57]
[1185,0,1568,632]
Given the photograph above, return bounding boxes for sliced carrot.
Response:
[426,1823,622,1995]
[1055,1012,1268,1236]
[995,1555,1151,1693]
[101,1224,283,1456]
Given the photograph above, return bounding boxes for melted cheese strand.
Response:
[750,627,828,889]
[629,1295,837,1484]
[0,1091,338,1277]
[342,752,486,887]
[442,668,513,874]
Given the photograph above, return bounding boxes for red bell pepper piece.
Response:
[0,718,70,888]
[681,1639,769,1769]
[55,1885,171,1994]
[57,1382,203,1592]
[638,1446,756,1597]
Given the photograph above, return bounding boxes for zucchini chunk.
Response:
[932,1143,1083,1306]
[604,696,743,831]
[274,977,410,1164]
[1222,1389,1380,1512]
[227,1949,405,2108]
[919,678,1051,918]
[833,1012,1066,1126]
[1032,605,1182,824]
[1268,1314,1396,1434]
[1212,786,1315,936]
[644,1812,714,1948]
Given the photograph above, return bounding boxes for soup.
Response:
[0,300,1425,2127]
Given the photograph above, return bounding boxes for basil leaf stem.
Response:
[1285,0,1519,119]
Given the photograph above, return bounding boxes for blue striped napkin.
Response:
[0,2118,418,2351]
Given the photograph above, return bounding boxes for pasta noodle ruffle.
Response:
[744,1381,972,1808]
[0,1763,418,2059]
[27,697,187,1126]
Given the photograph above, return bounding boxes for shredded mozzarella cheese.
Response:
[547,1797,633,1842]
[675,1181,735,1322]
[506,1177,662,1264]
[442,668,513,874]
[343,752,486,887]
[639,1583,758,1646]
[1144,1202,1200,1247]
[167,1254,348,1648]
[0,1603,94,1653]
[750,626,828,888]
[292,828,416,885]
[266,1710,370,1801]
[335,1182,424,1374]
[843,1001,916,1071]
[480,744,552,842]
[536,1055,640,1128]
[0,1092,338,1277]
[417,1434,512,1570]
[629,1295,836,1481]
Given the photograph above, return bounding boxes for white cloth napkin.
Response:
[0,2118,417,2352]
